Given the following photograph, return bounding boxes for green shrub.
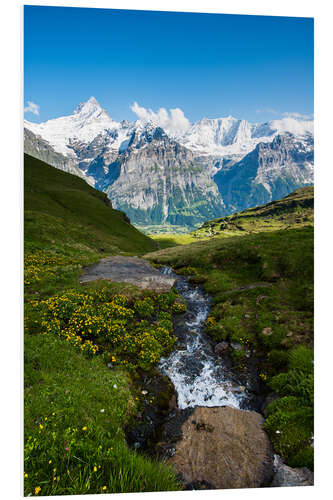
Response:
[134,298,155,318]
[264,346,314,468]
[266,350,289,376]
[288,344,314,373]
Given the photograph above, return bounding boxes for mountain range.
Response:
[24,97,314,231]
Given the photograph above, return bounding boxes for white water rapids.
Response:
[158,267,247,410]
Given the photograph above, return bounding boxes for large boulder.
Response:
[79,255,175,293]
[168,406,273,489]
[271,454,314,487]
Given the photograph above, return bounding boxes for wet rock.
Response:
[168,406,273,489]
[125,372,176,452]
[261,392,279,417]
[183,357,204,373]
[214,341,229,356]
[168,394,178,411]
[271,455,314,487]
[80,255,176,292]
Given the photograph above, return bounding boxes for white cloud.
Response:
[130,102,191,135]
[282,111,313,120]
[24,101,40,116]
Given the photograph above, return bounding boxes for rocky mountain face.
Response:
[24,97,314,230]
[24,128,94,185]
[214,133,314,214]
[97,128,224,228]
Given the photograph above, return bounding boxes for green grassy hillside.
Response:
[25,153,155,255]
[24,154,156,299]
[146,218,314,469]
[24,155,181,496]
[192,186,313,239]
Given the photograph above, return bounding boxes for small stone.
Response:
[286,332,293,337]
[256,295,268,305]
[272,454,313,487]
[214,341,229,356]
[261,327,273,336]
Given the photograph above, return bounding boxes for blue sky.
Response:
[24,6,314,124]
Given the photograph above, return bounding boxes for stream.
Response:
[158,266,253,410]
[126,265,262,452]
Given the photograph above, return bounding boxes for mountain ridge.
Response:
[24,97,314,231]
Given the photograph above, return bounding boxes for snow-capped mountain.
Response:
[24,97,314,230]
[24,97,121,157]
[176,115,314,157]
[24,96,313,162]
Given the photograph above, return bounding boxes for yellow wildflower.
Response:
[35,486,41,495]
[82,426,87,431]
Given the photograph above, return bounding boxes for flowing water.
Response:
[158,266,250,410]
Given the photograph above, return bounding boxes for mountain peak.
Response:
[73,96,103,116]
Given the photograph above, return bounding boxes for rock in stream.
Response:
[167,406,274,490]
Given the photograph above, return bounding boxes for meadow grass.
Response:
[150,233,197,249]
[24,333,180,496]
[24,155,181,495]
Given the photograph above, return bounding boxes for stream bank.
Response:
[120,263,313,489]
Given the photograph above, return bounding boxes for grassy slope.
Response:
[146,194,314,470]
[24,155,180,496]
[25,153,155,256]
[192,186,314,239]
[24,153,156,300]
